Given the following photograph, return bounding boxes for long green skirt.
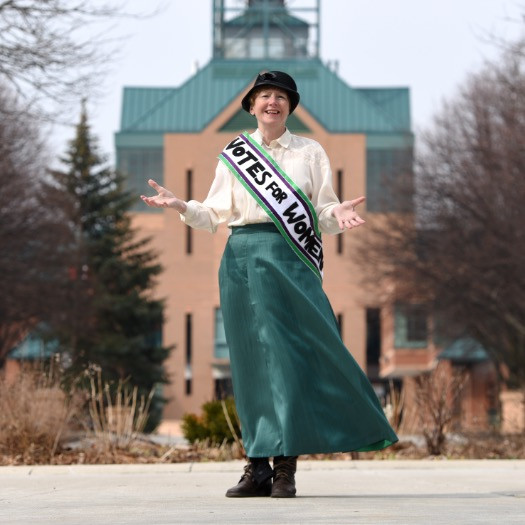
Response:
[219,223,398,458]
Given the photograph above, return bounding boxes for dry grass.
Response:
[0,362,157,465]
[88,370,154,451]
[383,379,405,433]
[0,362,82,464]
[0,363,244,466]
[37,439,244,466]
[186,438,244,462]
[1,363,523,466]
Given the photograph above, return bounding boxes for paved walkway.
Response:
[1,460,524,524]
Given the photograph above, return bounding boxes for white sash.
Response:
[219,132,323,280]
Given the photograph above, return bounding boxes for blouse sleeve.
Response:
[180,161,233,233]
[311,145,342,235]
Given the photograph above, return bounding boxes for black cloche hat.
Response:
[241,71,300,114]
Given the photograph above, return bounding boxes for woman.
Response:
[141,71,398,498]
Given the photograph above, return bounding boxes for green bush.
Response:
[181,413,209,443]
[181,398,241,445]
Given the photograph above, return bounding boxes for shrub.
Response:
[181,398,241,446]
[414,362,467,455]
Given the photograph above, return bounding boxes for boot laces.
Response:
[239,462,254,482]
[274,457,296,482]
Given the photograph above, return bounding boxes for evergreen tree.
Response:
[50,104,170,428]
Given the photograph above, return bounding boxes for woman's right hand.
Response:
[140,179,187,213]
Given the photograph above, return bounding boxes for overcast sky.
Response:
[48,0,524,163]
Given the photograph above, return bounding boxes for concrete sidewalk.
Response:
[1,460,524,524]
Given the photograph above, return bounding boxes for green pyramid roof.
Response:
[118,58,411,137]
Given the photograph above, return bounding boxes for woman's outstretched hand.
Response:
[140,179,187,213]
[333,196,366,230]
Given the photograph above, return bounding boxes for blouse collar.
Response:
[252,128,292,149]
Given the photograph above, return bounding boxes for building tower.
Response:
[213,0,318,59]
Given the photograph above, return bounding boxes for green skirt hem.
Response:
[249,439,398,458]
[355,439,397,453]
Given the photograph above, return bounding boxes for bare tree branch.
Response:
[0,0,162,121]
[0,83,73,362]
[358,37,525,389]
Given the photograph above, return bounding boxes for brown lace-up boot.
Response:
[271,456,297,498]
[225,457,273,497]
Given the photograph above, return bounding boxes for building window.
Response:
[185,313,192,365]
[185,313,192,395]
[224,38,246,58]
[366,148,413,213]
[268,37,285,58]
[336,313,343,336]
[214,307,230,360]
[117,147,164,213]
[336,169,343,254]
[366,308,381,380]
[366,308,381,365]
[249,37,265,58]
[186,170,193,254]
[215,378,233,400]
[394,303,428,348]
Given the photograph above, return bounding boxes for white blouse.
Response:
[181,128,342,235]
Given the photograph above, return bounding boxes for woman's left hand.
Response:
[333,196,366,230]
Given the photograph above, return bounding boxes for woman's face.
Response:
[250,88,290,128]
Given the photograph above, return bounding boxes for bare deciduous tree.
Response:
[0,84,72,362]
[0,0,151,119]
[414,364,466,455]
[359,37,525,391]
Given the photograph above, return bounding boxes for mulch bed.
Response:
[1,433,524,466]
